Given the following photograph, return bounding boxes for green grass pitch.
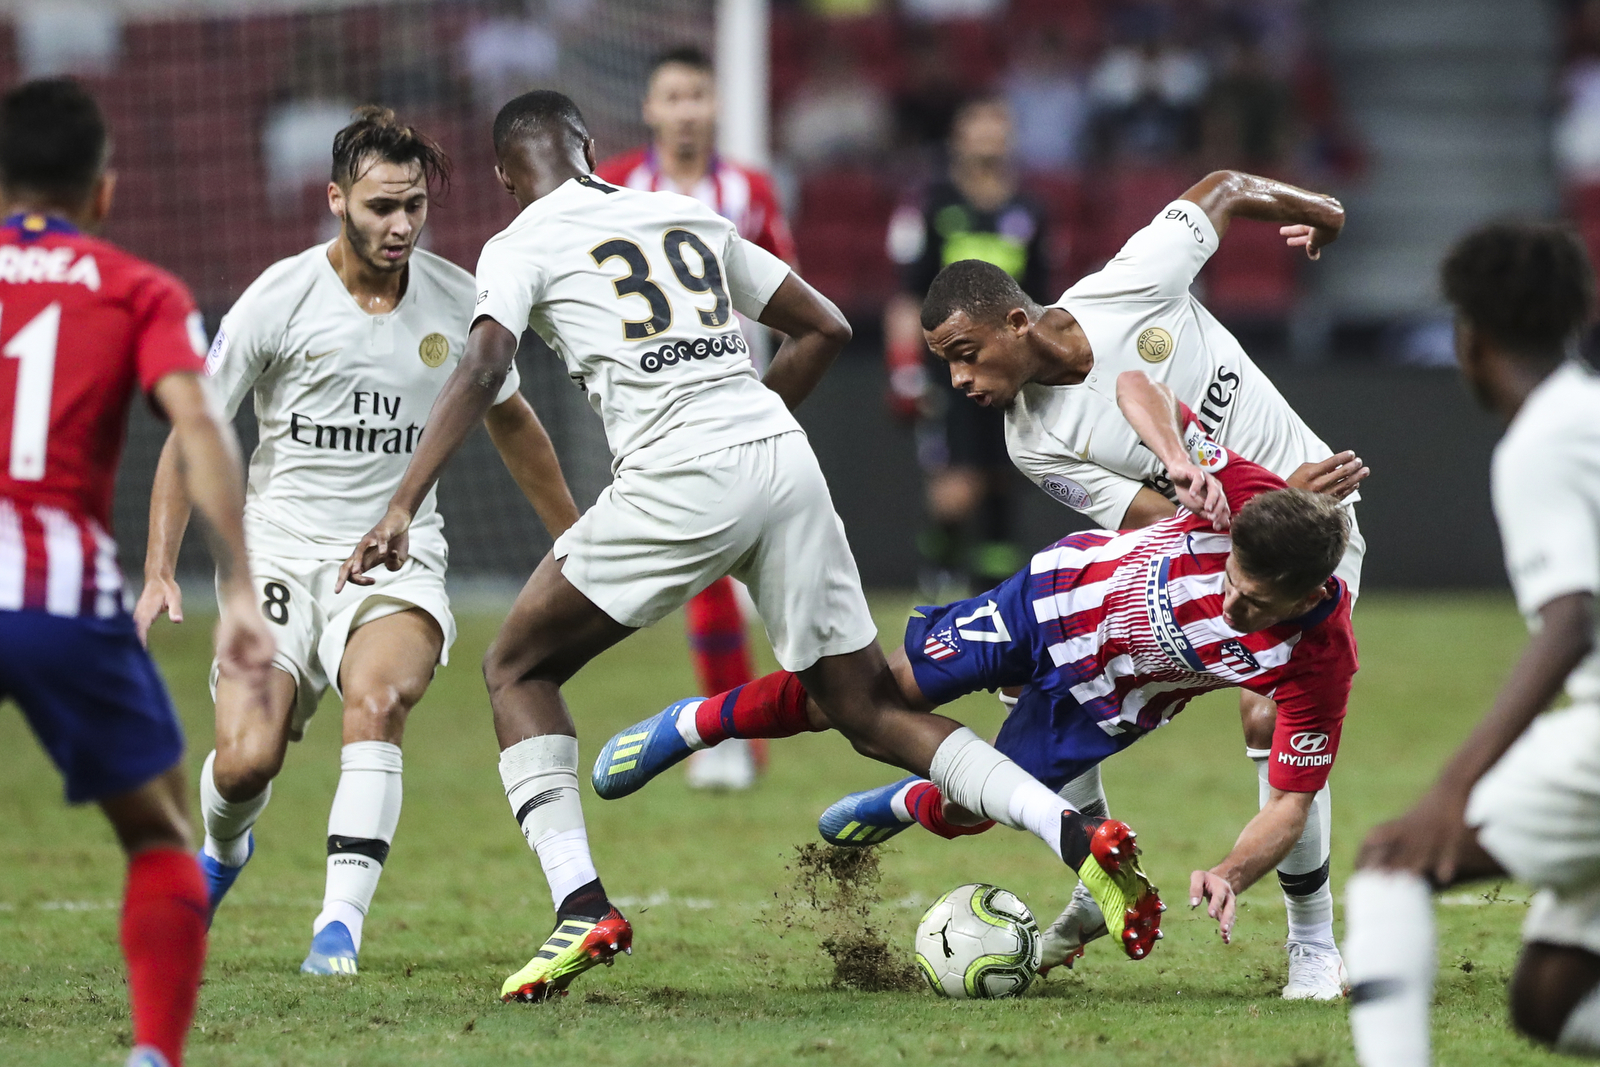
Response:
[0,593,1562,1066]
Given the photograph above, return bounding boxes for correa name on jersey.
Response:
[0,244,102,289]
[287,389,424,455]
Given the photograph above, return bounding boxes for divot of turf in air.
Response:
[776,843,921,992]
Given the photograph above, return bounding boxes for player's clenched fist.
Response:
[338,504,414,590]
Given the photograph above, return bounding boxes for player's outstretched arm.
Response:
[1115,370,1230,530]
[1190,787,1316,944]
[484,392,581,539]
[150,371,274,691]
[1181,170,1345,259]
[133,430,192,643]
[339,316,517,589]
[757,272,853,411]
[1359,591,1595,884]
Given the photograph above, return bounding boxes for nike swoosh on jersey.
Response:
[305,349,339,362]
[1075,429,1093,460]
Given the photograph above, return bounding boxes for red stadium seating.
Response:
[793,169,896,315]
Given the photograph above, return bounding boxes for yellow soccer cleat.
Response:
[1062,813,1164,961]
[500,907,633,1003]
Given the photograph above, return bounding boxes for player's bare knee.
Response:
[342,684,413,741]
[211,747,280,802]
[1510,944,1600,1046]
[1240,692,1277,751]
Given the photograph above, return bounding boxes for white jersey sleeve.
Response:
[1072,199,1218,302]
[473,237,547,341]
[205,266,293,418]
[723,235,790,319]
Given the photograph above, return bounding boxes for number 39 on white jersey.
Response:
[473,174,798,472]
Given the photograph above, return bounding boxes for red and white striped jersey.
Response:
[595,147,798,265]
[1027,408,1357,791]
[0,212,205,616]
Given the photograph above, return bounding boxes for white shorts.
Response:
[1467,702,1600,953]
[211,555,455,739]
[554,431,877,673]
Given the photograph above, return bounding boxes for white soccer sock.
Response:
[313,741,404,951]
[673,699,710,750]
[1345,869,1435,1067]
[1059,764,1110,820]
[1558,983,1600,1054]
[1254,753,1335,948]
[930,727,1069,859]
[200,749,270,868]
[499,735,599,913]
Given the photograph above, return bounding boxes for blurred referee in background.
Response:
[597,45,798,791]
[884,97,1050,597]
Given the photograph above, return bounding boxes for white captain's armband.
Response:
[1040,475,1092,510]
[204,326,228,376]
[1183,422,1228,472]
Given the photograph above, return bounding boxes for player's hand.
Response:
[1168,461,1231,531]
[213,587,275,696]
[1356,785,1472,886]
[1288,451,1369,501]
[1280,222,1341,261]
[1189,869,1238,944]
[133,573,184,646]
[338,504,413,591]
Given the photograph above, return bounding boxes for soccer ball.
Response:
[914,883,1041,999]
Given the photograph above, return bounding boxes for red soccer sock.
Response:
[686,578,756,695]
[122,848,207,1067]
[693,669,817,747]
[905,781,996,840]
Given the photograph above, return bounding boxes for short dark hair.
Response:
[1442,221,1595,357]
[1231,488,1349,599]
[921,259,1035,331]
[331,105,451,192]
[493,90,589,156]
[650,45,713,81]
[0,78,107,202]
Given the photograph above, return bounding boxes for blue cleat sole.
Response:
[197,832,253,927]
[301,920,359,975]
[818,777,922,847]
[592,698,700,800]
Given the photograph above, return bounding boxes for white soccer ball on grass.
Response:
[914,883,1041,999]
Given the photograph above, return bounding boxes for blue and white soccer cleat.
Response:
[592,698,700,800]
[300,920,359,975]
[818,777,921,847]
[196,832,253,927]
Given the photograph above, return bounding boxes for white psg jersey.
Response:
[472,174,797,472]
[1492,360,1600,702]
[205,243,520,573]
[1005,199,1352,531]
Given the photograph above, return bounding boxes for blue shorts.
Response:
[903,569,1146,792]
[2,610,184,804]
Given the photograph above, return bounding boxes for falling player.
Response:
[596,44,800,790]
[1345,224,1600,1065]
[342,90,1159,1001]
[135,107,578,976]
[607,369,1358,954]
[912,170,1367,998]
[0,78,275,1067]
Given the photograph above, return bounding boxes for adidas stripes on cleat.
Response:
[592,699,699,800]
[300,920,359,975]
[817,777,921,847]
[501,907,633,1003]
[196,831,253,927]
[1061,812,1164,961]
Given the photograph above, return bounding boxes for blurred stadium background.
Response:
[14,0,1570,591]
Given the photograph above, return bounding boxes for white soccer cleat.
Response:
[685,738,757,791]
[1039,881,1108,973]
[1282,941,1349,1000]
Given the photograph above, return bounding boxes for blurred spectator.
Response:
[1088,33,1209,161]
[459,0,560,114]
[781,48,892,166]
[263,20,355,211]
[1003,29,1091,172]
[1203,29,1294,169]
[17,1,120,78]
[883,98,1048,595]
[1559,58,1600,182]
[902,0,1005,20]
[372,5,452,110]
